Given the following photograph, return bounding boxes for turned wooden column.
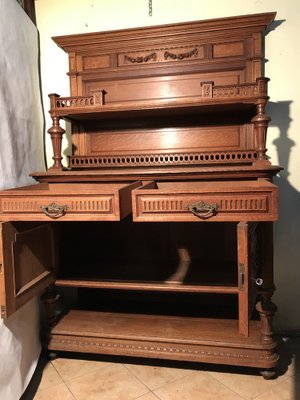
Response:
[256,299,277,345]
[48,93,65,170]
[252,78,271,164]
[42,284,60,329]
[256,222,277,344]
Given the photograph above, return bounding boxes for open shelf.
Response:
[56,220,239,291]
[49,79,268,122]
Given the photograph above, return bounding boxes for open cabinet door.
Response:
[0,221,57,318]
[237,222,259,337]
[238,222,250,337]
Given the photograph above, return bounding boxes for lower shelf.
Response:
[47,309,278,369]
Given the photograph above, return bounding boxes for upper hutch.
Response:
[0,12,281,377]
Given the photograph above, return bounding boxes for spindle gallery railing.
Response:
[68,150,258,169]
[48,78,269,115]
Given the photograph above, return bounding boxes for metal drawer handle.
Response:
[41,203,68,219]
[187,200,218,219]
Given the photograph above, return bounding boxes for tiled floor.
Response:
[21,336,300,400]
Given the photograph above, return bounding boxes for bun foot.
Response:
[260,368,276,379]
[48,351,58,361]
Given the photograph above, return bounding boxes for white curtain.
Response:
[0,0,45,398]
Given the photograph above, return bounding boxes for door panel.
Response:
[237,222,250,337]
[0,222,57,318]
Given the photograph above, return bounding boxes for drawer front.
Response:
[1,195,116,221]
[133,184,278,222]
[0,182,141,221]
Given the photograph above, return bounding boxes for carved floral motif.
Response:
[164,48,198,60]
[124,52,157,64]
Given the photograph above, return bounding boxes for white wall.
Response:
[35,0,300,332]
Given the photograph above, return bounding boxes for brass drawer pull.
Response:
[41,203,68,219]
[187,200,218,219]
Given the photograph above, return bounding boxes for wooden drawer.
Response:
[132,180,278,222]
[0,182,141,221]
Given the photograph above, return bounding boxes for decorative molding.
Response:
[69,150,258,169]
[201,78,269,99]
[70,199,112,212]
[164,48,198,60]
[2,200,39,212]
[142,199,184,213]
[140,195,268,214]
[1,199,112,214]
[118,45,204,67]
[53,90,106,109]
[124,52,157,64]
[49,337,277,361]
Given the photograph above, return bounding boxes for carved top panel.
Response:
[52,12,276,96]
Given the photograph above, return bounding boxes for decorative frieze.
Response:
[49,336,277,362]
[69,150,258,169]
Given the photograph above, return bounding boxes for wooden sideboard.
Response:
[0,13,281,378]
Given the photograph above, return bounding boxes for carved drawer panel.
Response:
[0,182,140,221]
[132,180,278,222]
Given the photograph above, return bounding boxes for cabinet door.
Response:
[237,222,259,337]
[0,222,57,318]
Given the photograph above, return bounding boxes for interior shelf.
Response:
[47,309,278,368]
[51,310,254,344]
[55,278,238,294]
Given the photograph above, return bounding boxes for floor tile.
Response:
[33,382,75,400]
[206,368,291,400]
[124,362,195,390]
[254,372,300,400]
[65,363,150,400]
[153,370,245,400]
[51,356,113,382]
[36,362,63,391]
[23,337,300,399]
[135,393,161,400]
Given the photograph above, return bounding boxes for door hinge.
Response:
[239,263,244,290]
[1,305,7,319]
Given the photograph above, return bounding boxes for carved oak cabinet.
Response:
[0,13,281,377]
